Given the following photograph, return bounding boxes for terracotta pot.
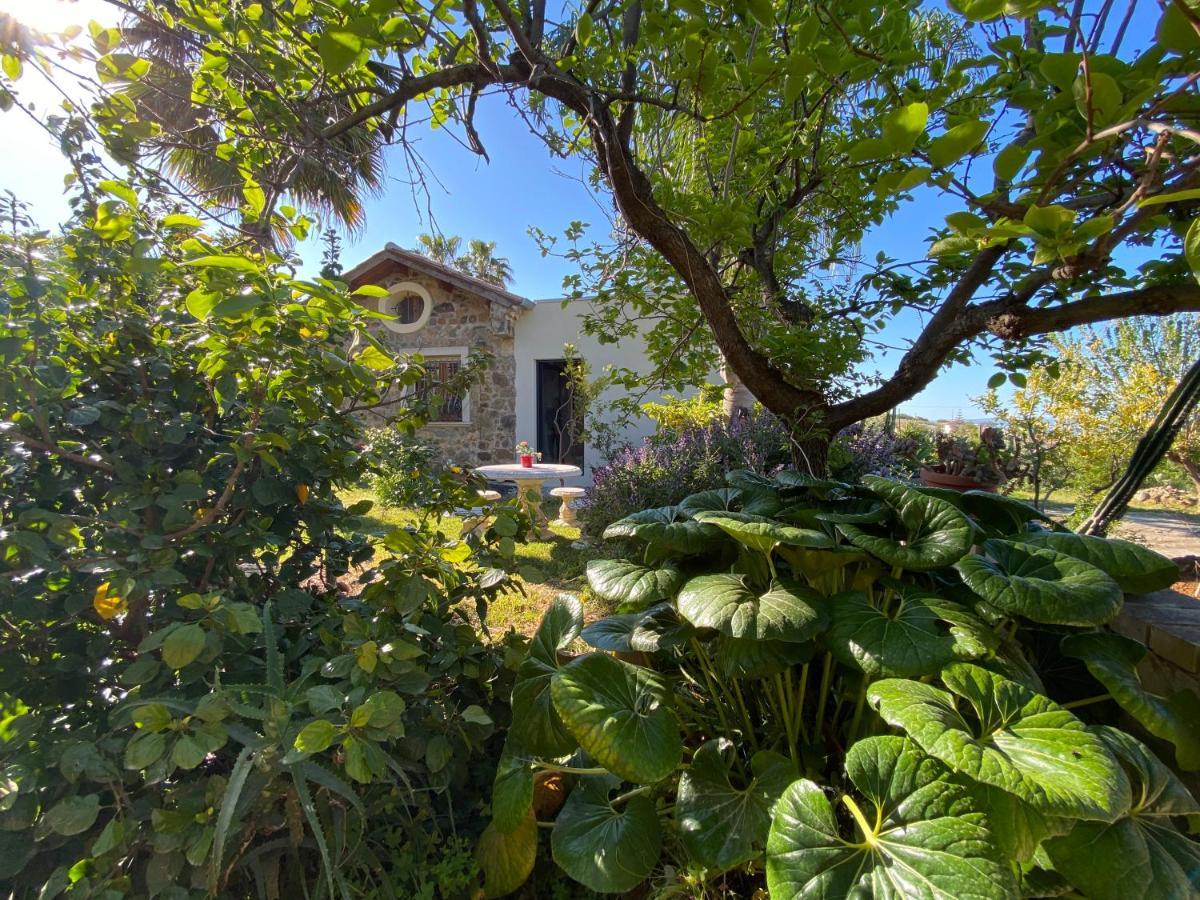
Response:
[919,466,998,493]
[519,454,534,468]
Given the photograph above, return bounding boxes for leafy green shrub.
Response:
[0,189,523,897]
[484,472,1200,897]
[363,427,475,513]
[640,392,725,435]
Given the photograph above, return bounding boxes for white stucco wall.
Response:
[513,299,719,484]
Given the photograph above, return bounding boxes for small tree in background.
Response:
[980,367,1073,509]
[985,315,1200,506]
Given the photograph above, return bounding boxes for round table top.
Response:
[474,463,582,480]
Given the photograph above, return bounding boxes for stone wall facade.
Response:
[356,261,518,467]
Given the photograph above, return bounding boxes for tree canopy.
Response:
[2,0,1197,468]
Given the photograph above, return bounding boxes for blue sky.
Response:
[1,0,1153,422]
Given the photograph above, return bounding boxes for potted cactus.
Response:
[919,426,1012,492]
[515,440,541,468]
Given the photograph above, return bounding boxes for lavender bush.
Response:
[828,422,927,482]
[580,416,929,536]
[579,416,791,535]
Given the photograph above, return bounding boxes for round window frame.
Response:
[381,281,432,334]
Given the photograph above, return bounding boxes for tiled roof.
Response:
[342,242,533,310]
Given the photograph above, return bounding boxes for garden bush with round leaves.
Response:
[483,472,1200,897]
[0,188,525,898]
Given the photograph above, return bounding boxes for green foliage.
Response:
[489,474,1200,897]
[364,428,469,513]
[641,393,725,435]
[985,316,1200,507]
[0,183,522,898]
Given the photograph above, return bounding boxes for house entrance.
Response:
[535,360,584,468]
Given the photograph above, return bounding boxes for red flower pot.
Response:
[918,466,998,493]
[520,454,534,468]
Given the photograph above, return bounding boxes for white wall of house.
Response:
[513,299,718,484]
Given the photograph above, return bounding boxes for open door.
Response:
[536,360,584,468]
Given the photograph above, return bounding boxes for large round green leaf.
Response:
[838,476,973,572]
[678,487,743,516]
[771,471,853,495]
[678,486,780,518]
[825,590,958,677]
[627,603,694,652]
[491,737,534,834]
[579,604,695,654]
[550,653,681,784]
[691,511,833,553]
[727,469,781,492]
[580,613,648,652]
[869,663,1130,821]
[1044,727,1200,900]
[1061,632,1200,771]
[676,574,829,643]
[917,594,999,659]
[585,558,684,608]
[676,740,795,871]
[962,783,1069,863]
[602,506,723,554]
[477,809,536,898]
[550,774,662,894]
[766,736,1017,899]
[956,539,1123,626]
[812,498,888,525]
[920,488,1050,538]
[775,545,871,591]
[715,636,814,679]
[1019,532,1179,594]
[510,594,582,757]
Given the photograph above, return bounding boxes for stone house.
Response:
[344,243,713,482]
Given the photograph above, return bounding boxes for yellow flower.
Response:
[93,582,127,620]
[296,483,310,505]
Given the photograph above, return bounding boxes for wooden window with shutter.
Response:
[417,356,464,423]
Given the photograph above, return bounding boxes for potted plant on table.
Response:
[515,440,542,468]
[919,425,1012,492]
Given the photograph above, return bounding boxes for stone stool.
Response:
[549,486,586,527]
[464,489,503,537]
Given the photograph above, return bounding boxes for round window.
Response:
[381,281,431,333]
[393,293,423,324]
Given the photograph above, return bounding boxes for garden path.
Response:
[1040,501,1199,557]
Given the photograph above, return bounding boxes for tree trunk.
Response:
[790,432,830,477]
[721,359,755,423]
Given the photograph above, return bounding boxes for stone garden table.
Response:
[472,463,583,537]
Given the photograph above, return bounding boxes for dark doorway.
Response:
[536,360,584,468]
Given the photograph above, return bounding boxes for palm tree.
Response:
[415,233,463,266]
[461,239,514,287]
[416,235,514,287]
[116,10,385,245]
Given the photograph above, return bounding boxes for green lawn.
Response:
[340,487,613,634]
